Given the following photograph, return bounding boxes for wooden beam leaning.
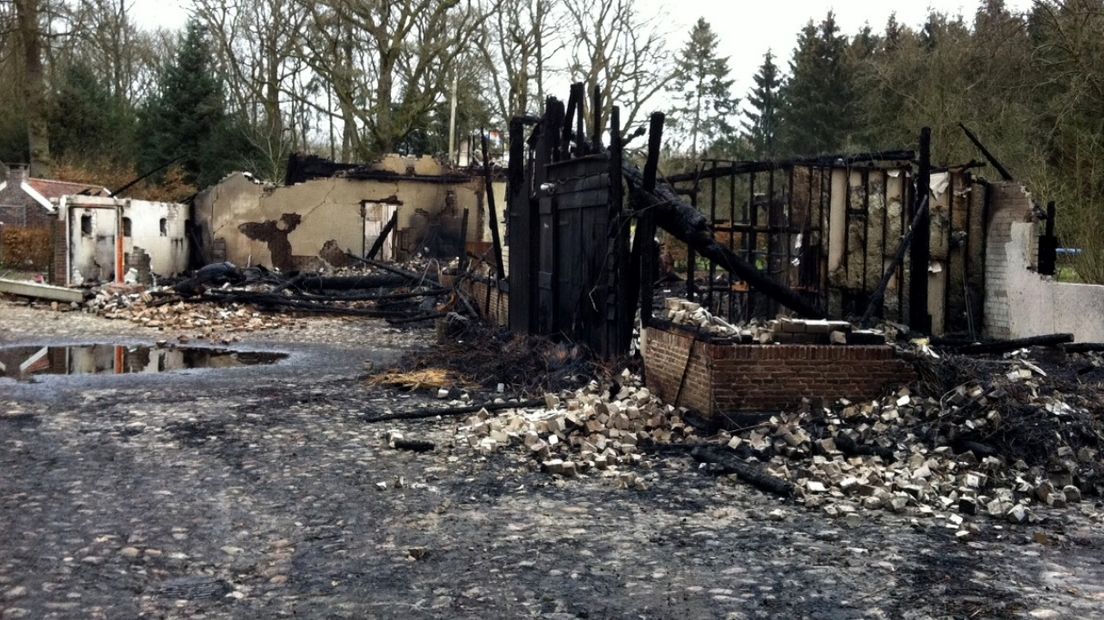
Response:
[621,162,825,319]
[366,210,398,260]
[481,129,506,280]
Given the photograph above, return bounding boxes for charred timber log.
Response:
[297,288,449,302]
[950,333,1074,355]
[621,162,825,318]
[392,439,436,452]
[299,274,410,291]
[690,446,795,497]
[834,434,895,460]
[1060,342,1104,354]
[364,398,546,423]
[199,290,415,316]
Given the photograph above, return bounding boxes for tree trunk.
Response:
[374,55,395,154]
[15,0,52,178]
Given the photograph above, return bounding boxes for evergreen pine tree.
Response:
[742,50,783,159]
[138,19,241,187]
[51,62,134,162]
[779,12,859,156]
[884,13,903,52]
[668,18,739,159]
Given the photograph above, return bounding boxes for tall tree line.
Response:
[1,0,1102,281]
[0,0,676,194]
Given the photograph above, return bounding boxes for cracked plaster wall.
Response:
[195,170,505,271]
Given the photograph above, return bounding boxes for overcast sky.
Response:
[130,0,1035,100]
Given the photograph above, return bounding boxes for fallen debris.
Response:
[949,333,1074,355]
[0,278,86,304]
[366,398,546,423]
[691,445,796,497]
[453,370,699,473]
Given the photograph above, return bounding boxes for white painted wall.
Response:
[63,195,189,283]
[984,181,1104,342]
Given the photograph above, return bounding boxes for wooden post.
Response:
[575,82,586,156]
[561,86,580,157]
[608,105,632,352]
[457,207,469,272]
[481,128,506,281]
[507,116,529,332]
[1039,201,1057,276]
[591,83,603,150]
[909,127,932,334]
[687,191,697,301]
[637,112,665,327]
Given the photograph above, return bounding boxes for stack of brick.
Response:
[452,370,697,488]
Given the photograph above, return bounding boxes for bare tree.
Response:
[301,0,485,157]
[476,0,564,126]
[564,0,672,135]
[194,0,310,180]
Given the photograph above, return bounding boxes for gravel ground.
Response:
[2,299,1104,619]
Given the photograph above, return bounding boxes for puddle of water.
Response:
[0,344,286,381]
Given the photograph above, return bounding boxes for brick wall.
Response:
[644,326,916,414]
[984,182,1035,339]
[52,219,67,284]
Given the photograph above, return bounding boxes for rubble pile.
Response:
[661,297,887,345]
[705,350,1104,531]
[433,342,1103,534]
[450,370,697,488]
[77,258,472,337]
[87,285,302,340]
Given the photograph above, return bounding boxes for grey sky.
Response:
[130,0,1034,99]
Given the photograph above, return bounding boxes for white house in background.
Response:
[60,194,190,284]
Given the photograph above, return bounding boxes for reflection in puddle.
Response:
[0,344,286,380]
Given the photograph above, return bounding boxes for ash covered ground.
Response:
[2,300,1104,619]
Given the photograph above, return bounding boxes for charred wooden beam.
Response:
[663,150,916,184]
[959,122,1013,181]
[591,83,603,150]
[636,112,664,327]
[300,273,410,291]
[1038,201,1057,276]
[691,446,795,497]
[507,116,532,332]
[562,85,580,156]
[1060,342,1104,353]
[909,127,933,334]
[621,162,825,319]
[366,210,398,260]
[481,129,506,280]
[949,333,1074,355]
[364,398,546,423]
[392,439,435,452]
[458,207,470,272]
[860,194,931,326]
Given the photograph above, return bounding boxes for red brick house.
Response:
[0,165,110,229]
[0,164,110,272]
